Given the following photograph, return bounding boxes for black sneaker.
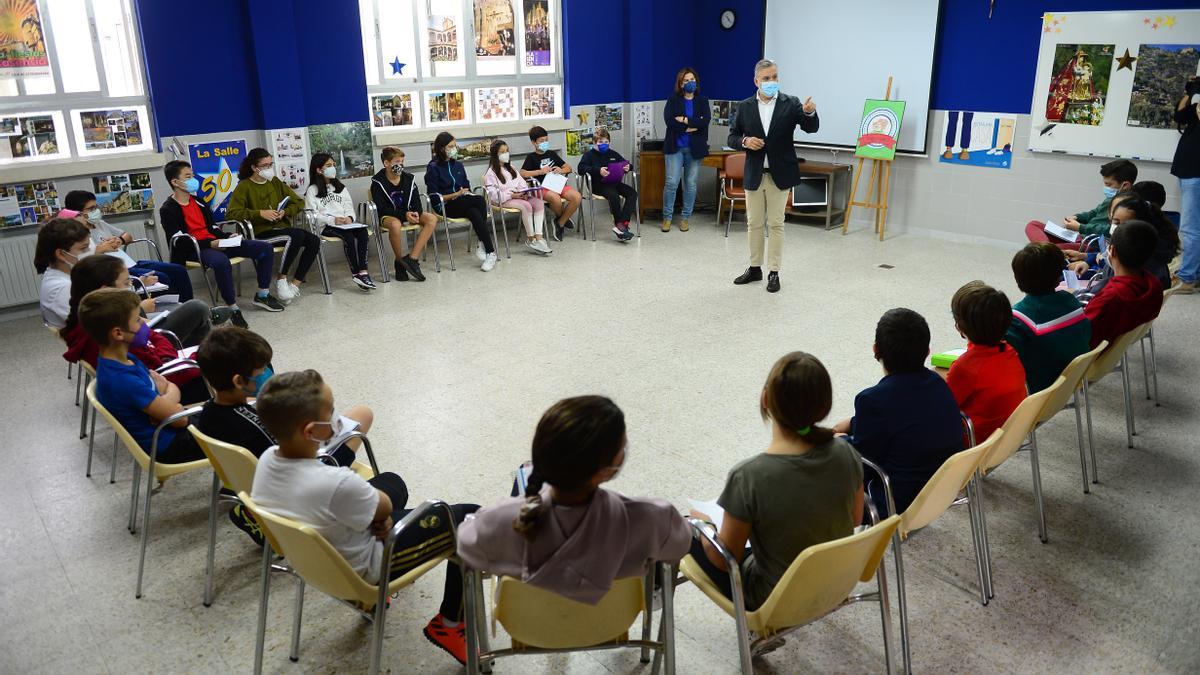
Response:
[361,274,377,289]
[352,274,373,291]
[766,271,781,293]
[210,306,234,326]
[734,267,763,285]
[229,503,265,547]
[552,221,564,241]
[229,309,249,328]
[252,294,285,312]
[401,255,426,282]
[393,260,410,282]
[564,218,575,231]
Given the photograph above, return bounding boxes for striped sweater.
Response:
[1005,291,1092,394]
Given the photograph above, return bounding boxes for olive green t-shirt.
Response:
[718,437,864,610]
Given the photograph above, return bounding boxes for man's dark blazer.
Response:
[726,93,819,191]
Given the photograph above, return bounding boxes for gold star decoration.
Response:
[1164,16,1177,28]
[1116,48,1136,71]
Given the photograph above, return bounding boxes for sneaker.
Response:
[229,503,265,547]
[564,217,575,231]
[393,260,410,282]
[253,293,285,312]
[552,221,564,242]
[766,271,781,293]
[612,224,624,239]
[229,308,249,328]
[481,252,497,272]
[401,256,425,282]
[273,279,294,304]
[534,239,553,254]
[361,274,377,289]
[617,223,634,242]
[1175,281,1196,295]
[210,306,234,326]
[288,282,302,299]
[474,242,487,263]
[352,274,373,291]
[524,239,539,254]
[662,219,672,232]
[423,615,468,665]
[679,219,689,232]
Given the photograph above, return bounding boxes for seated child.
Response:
[1083,220,1164,348]
[61,255,209,404]
[945,281,1027,443]
[35,218,92,329]
[833,309,964,517]
[80,288,205,463]
[369,146,438,282]
[520,125,582,240]
[424,132,498,272]
[458,396,690,605]
[689,353,863,610]
[1006,243,1093,393]
[305,153,375,291]
[1064,190,1136,286]
[1026,159,1136,249]
[483,138,552,255]
[251,370,477,664]
[578,128,638,241]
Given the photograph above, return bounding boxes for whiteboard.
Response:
[762,0,940,154]
[1028,10,1200,162]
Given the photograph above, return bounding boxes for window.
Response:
[359,0,562,133]
[0,0,151,165]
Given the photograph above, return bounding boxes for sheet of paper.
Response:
[333,221,367,229]
[687,498,725,531]
[540,172,568,194]
[179,346,198,359]
[147,310,171,328]
[1043,220,1079,243]
[1063,269,1081,290]
[217,235,243,248]
[153,294,180,306]
[144,282,169,293]
[112,249,138,268]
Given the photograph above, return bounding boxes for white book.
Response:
[329,221,367,229]
[217,235,243,248]
[1062,269,1082,290]
[146,310,170,328]
[687,498,725,531]
[316,416,362,458]
[1043,220,1079,243]
[145,282,169,293]
[540,172,568,194]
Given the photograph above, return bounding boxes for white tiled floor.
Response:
[2,213,1198,673]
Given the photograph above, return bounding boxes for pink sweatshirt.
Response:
[483,165,533,203]
[457,486,692,605]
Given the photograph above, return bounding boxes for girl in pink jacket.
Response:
[483,139,552,255]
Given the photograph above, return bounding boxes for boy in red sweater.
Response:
[1084,220,1163,348]
[946,281,1027,443]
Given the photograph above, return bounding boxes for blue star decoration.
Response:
[390,57,406,75]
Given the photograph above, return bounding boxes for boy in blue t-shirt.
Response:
[81,287,204,463]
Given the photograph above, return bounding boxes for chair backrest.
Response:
[1038,341,1107,423]
[86,379,152,470]
[189,425,258,494]
[751,516,900,630]
[723,153,746,180]
[493,575,646,649]
[900,430,1002,536]
[1086,328,1142,384]
[981,386,1054,472]
[238,491,374,605]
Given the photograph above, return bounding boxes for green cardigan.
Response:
[227,177,304,235]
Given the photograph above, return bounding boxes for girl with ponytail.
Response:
[457,396,691,605]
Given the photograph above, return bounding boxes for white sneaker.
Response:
[481,252,497,272]
[273,278,294,304]
[474,242,487,262]
[534,239,552,254]
[524,240,539,254]
[288,282,301,299]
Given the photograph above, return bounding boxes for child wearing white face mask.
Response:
[305,153,375,291]
[483,139,551,254]
[34,218,93,328]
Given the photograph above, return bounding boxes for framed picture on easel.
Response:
[854,99,906,161]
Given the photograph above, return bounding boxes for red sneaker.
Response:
[423,614,467,665]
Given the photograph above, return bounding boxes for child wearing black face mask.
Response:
[578,128,638,241]
[370,146,438,281]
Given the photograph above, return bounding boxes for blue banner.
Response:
[188,140,246,220]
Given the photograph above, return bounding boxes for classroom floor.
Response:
[2,212,1198,674]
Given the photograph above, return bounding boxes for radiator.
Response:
[0,232,40,309]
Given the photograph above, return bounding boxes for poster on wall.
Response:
[445,136,496,162]
[0,0,49,77]
[77,108,145,152]
[268,128,309,192]
[854,99,906,161]
[1044,44,1114,126]
[0,180,57,228]
[92,172,155,214]
[474,0,515,59]
[521,0,552,70]
[633,102,653,140]
[426,90,467,125]
[0,112,61,161]
[475,86,517,122]
[1128,44,1200,129]
[426,0,465,77]
[939,111,1016,170]
[522,85,558,118]
[188,140,246,221]
[712,101,733,126]
[566,128,593,156]
[308,122,373,180]
[594,104,622,131]
[371,93,417,129]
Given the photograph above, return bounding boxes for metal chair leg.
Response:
[661,561,675,675]
[1029,430,1048,543]
[75,363,83,406]
[1140,339,1151,400]
[1083,378,1098,483]
[289,578,305,662]
[892,532,911,674]
[253,540,272,675]
[442,218,457,271]
[204,472,220,607]
[1072,391,1090,494]
[966,478,988,606]
[875,546,896,675]
[1121,354,1135,446]
[109,432,119,484]
[316,245,332,295]
[85,392,97,476]
[1149,329,1160,406]
[128,464,140,533]
[465,570,484,675]
[640,569,653,663]
[135,458,158,598]
[974,473,995,598]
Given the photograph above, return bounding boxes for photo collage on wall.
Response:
[0,113,59,160]
[594,104,622,131]
[476,86,518,121]
[427,90,467,124]
[0,180,58,228]
[522,86,557,118]
[371,93,417,129]
[1128,44,1200,128]
[269,128,310,191]
[566,128,593,156]
[78,109,144,150]
[92,172,154,214]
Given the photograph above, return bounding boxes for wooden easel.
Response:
[843,77,895,241]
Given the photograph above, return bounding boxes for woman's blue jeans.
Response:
[663,147,701,221]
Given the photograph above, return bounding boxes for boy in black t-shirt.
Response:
[520,125,581,240]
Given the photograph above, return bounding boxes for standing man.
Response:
[728,59,819,293]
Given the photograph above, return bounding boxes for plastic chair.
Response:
[1029,341,1109,497]
[679,515,901,674]
[172,219,250,303]
[239,491,458,675]
[1081,326,1152,483]
[84,381,207,598]
[581,170,641,240]
[719,153,747,237]
[464,563,675,674]
[861,429,1004,673]
[483,182,543,260]
[1135,286,1177,407]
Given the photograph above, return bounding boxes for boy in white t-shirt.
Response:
[251,369,478,665]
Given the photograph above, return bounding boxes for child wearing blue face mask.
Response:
[196,325,374,543]
[1025,159,1138,250]
[521,125,582,240]
[578,127,638,241]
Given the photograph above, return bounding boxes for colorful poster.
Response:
[474,0,515,58]
[428,12,459,64]
[426,90,467,124]
[0,180,57,228]
[92,172,155,214]
[1044,44,1113,126]
[188,140,246,221]
[939,111,1016,170]
[475,86,518,122]
[0,0,49,77]
[854,99,906,161]
[566,128,593,156]
[371,93,417,129]
[268,128,309,192]
[522,85,558,118]
[594,104,622,131]
[448,137,497,162]
[522,0,551,68]
[0,113,59,160]
[712,100,733,126]
[308,122,373,180]
[633,102,653,140]
[1129,44,1200,129]
[78,109,144,151]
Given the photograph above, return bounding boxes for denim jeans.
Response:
[663,147,701,221]
[1178,177,1200,283]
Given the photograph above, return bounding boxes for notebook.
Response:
[930,347,967,369]
[540,172,568,194]
[217,235,243,248]
[602,162,626,184]
[1043,220,1079,243]
[687,498,725,530]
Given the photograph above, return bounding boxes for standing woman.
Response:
[305,153,375,291]
[227,148,322,303]
[662,67,710,233]
[425,132,498,272]
[1171,76,1200,294]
